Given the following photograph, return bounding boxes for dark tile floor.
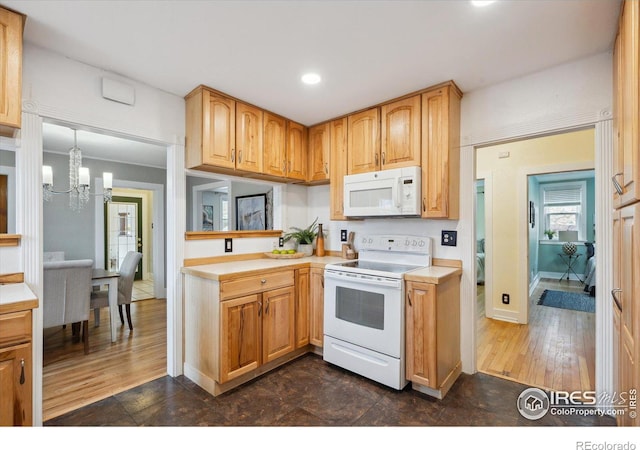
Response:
[45,354,616,427]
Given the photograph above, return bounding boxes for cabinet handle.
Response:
[422,198,426,212]
[282,162,286,172]
[324,163,328,175]
[382,152,386,165]
[321,276,324,288]
[20,359,25,385]
[261,279,267,284]
[408,291,412,307]
[231,149,236,162]
[238,150,242,163]
[375,153,379,167]
[258,301,262,316]
[612,173,624,196]
[288,161,291,173]
[611,288,622,310]
[265,299,270,314]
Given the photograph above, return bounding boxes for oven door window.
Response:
[335,286,384,330]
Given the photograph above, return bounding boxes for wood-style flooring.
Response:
[42,298,167,421]
[476,278,595,393]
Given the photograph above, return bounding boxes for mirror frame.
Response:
[0,141,20,246]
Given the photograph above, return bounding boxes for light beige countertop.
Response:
[182,256,462,284]
[181,255,348,281]
[404,265,462,284]
[0,282,38,314]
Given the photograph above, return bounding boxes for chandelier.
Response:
[42,129,113,211]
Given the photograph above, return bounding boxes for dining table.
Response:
[91,269,120,343]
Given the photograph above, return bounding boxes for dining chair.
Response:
[90,251,142,331]
[43,259,94,354]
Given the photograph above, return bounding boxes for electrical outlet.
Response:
[502,293,510,304]
[224,238,233,253]
[278,237,284,247]
[441,230,457,246]
[341,230,348,242]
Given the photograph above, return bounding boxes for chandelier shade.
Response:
[42,129,113,210]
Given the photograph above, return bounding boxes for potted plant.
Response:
[283,217,321,256]
[544,229,556,239]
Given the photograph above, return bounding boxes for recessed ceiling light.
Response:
[301,73,322,85]
[471,0,496,6]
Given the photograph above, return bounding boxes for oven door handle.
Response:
[324,270,402,289]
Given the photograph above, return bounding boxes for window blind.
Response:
[543,187,581,204]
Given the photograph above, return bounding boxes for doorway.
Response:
[105,195,143,278]
[474,128,596,393]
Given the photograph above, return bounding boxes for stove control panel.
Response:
[359,235,432,254]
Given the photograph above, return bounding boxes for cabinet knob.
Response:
[261,279,267,284]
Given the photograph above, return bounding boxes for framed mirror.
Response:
[186,170,282,236]
[0,148,16,235]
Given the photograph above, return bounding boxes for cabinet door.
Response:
[614,0,640,207]
[348,108,380,174]
[220,294,261,383]
[309,268,324,347]
[0,342,31,426]
[381,95,421,169]
[0,7,23,134]
[262,286,296,363]
[295,268,310,348]
[614,203,639,426]
[286,121,308,181]
[200,91,236,169]
[330,118,348,220]
[263,112,287,177]
[421,86,460,219]
[308,123,330,182]
[405,282,437,389]
[236,102,263,173]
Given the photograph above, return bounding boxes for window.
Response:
[540,181,587,241]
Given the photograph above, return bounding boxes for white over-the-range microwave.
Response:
[343,166,421,217]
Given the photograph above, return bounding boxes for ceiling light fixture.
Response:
[301,73,322,85]
[471,1,496,6]
[42,129,113,210]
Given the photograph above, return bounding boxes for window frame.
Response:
[539,180,587,242]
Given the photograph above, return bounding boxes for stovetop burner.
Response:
[333,260,424,274]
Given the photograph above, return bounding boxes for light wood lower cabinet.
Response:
[184,269,303,396]
[309,268,324,347]
[295,268,310,348]
[405,277,461,399]
[0,307,32,426]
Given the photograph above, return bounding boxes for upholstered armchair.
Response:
[43,259,94,354]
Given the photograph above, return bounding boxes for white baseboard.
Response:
[490,308,520,323]
[537,271,585,283]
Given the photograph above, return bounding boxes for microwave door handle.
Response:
[396,178,402,208]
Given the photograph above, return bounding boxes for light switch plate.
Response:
[341,230,348,242]
[225,238,233,253]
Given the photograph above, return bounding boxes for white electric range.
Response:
[323,234,432,390]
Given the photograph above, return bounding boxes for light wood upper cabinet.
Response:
[236,102,263,174]
[309,268,324,347]
[308,122,330,182]
[286,121,308,181]
[0,7,24,137]
[348,108,380,175]
[263,112,287,177]
[405,277,460,399]
[421,84,461,219]
[186,88,236,170]
[613,0,640,208]
[330,118,348,220]
[381,95,421,169]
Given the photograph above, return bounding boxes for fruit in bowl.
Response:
[287,249,296,254]
[272,249,281,254]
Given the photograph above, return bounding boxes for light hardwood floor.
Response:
[42,298,167,421]
[476,278,595,393]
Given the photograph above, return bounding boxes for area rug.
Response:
[538,289,595,313]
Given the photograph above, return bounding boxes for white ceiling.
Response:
[7,0,622,168]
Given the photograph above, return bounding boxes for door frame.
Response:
[104,195,144,279]
[94,179,166,299]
